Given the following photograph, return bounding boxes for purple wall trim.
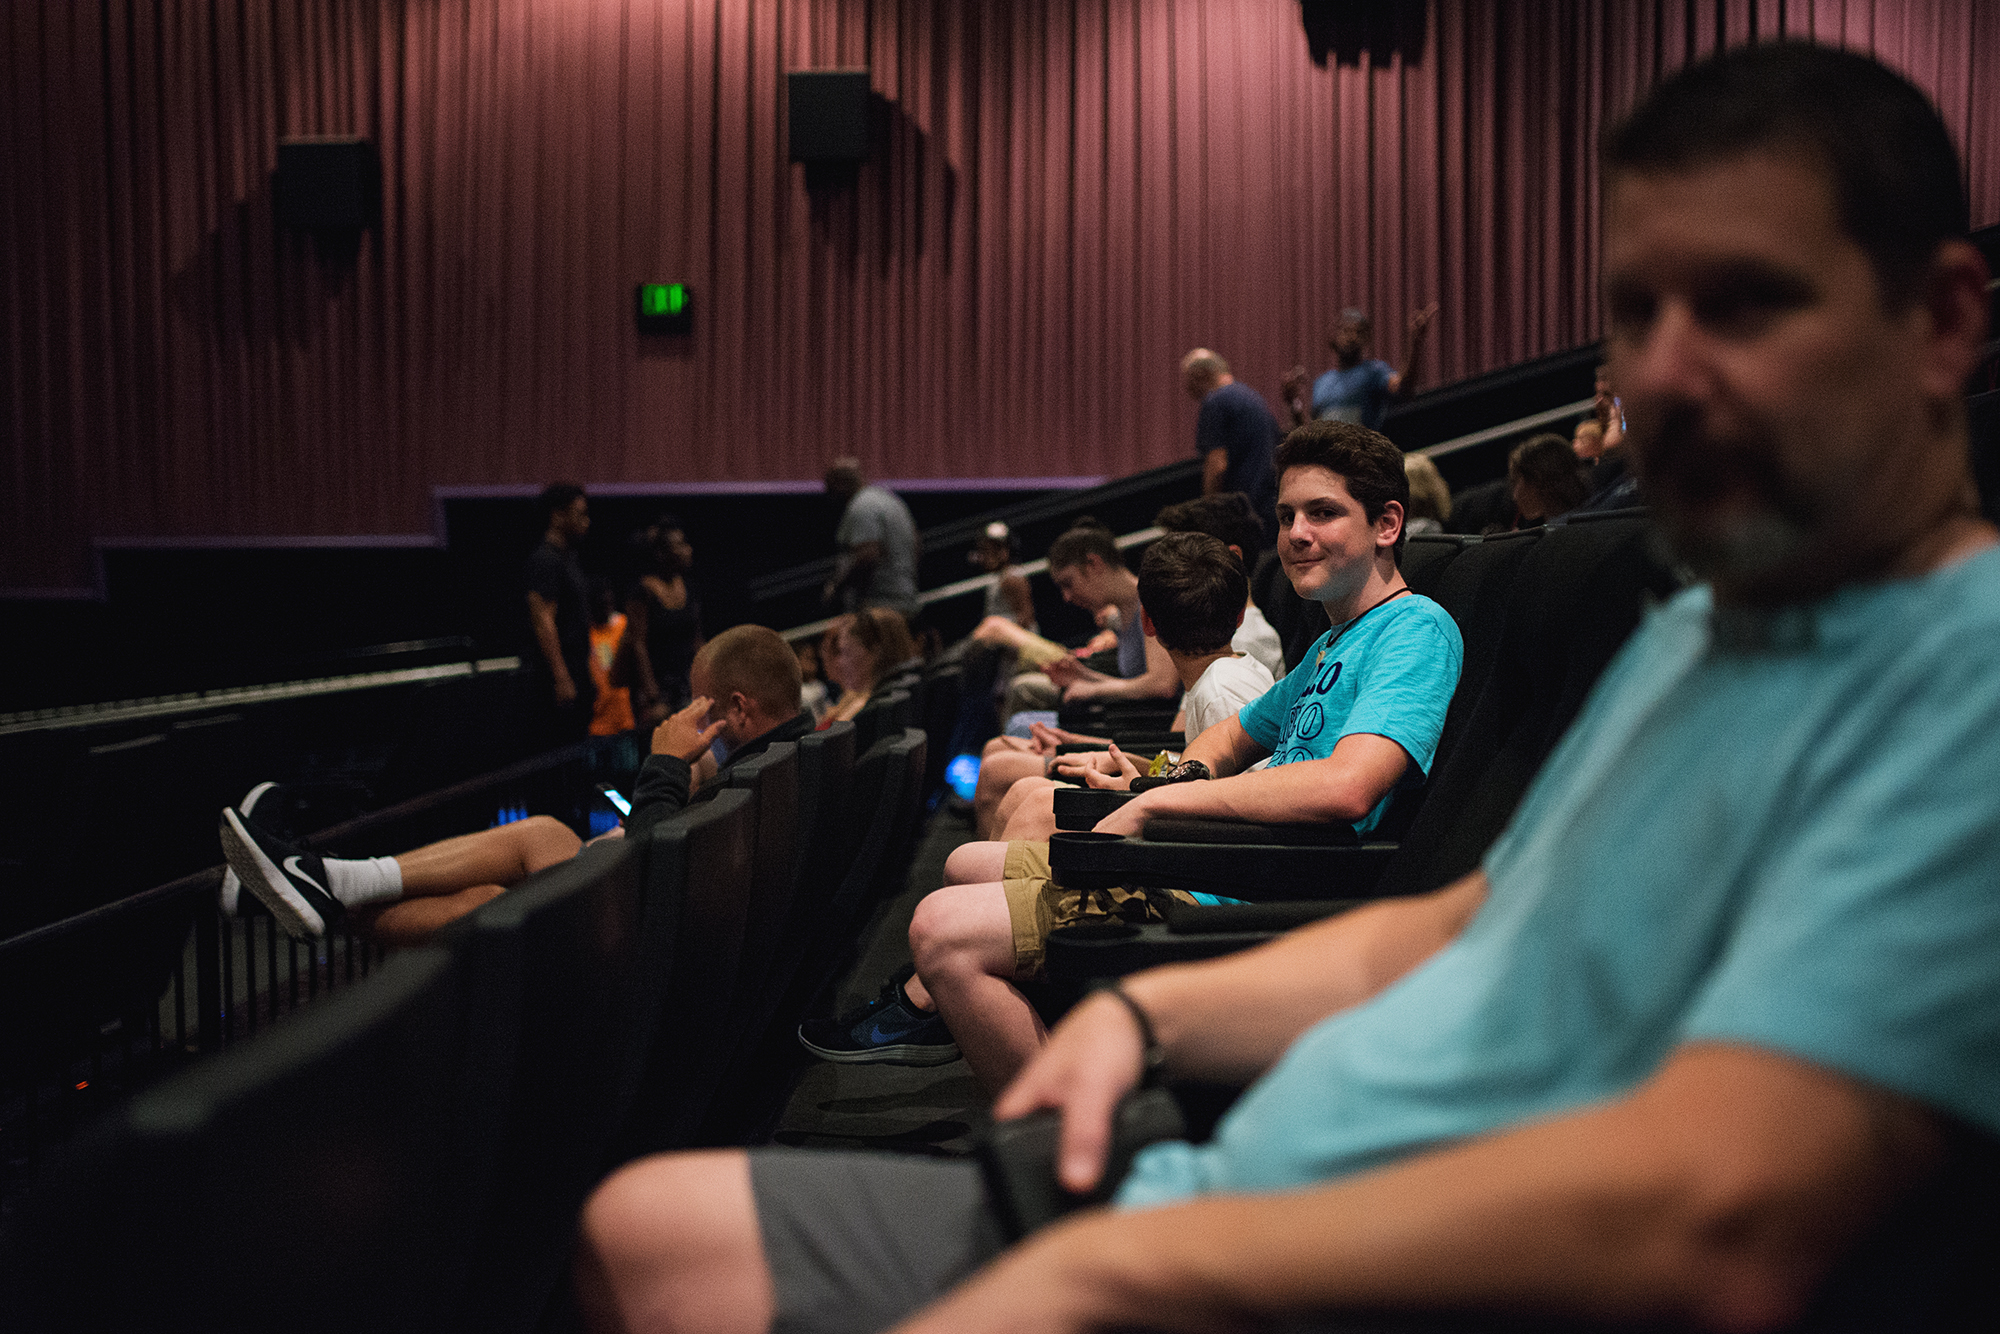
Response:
[94,534,440,550]
[432,477,1098,498]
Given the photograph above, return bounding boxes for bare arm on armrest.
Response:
[1092,732,1410,833]
[908,1044,1944,1334]
[994,872,1489,1192]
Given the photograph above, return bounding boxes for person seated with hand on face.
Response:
[216,626,812,947]
[796,422,1462,1089]
[982,532,1277,847]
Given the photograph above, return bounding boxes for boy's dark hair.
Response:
[1509,433,1592,519]
[1603,42,1968,309]
[537,482,586,526]
[1138,532,1247,657]
[1154,493,1262,567]
[1046,517,1122,572]
[1273,420,1410,557]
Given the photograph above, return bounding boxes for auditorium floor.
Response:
[771,802,989,1157]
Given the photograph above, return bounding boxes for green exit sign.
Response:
[635,282,693,334]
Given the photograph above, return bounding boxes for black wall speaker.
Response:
[787,70,870,162]
[274,137,381,230]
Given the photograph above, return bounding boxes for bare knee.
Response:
[999,784,1060,842]
[578,1150,770,1334]
[942,840,1009,886]
[518,814,583,871]
[908,881,1014,983]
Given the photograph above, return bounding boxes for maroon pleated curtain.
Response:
[5,0,1997,590]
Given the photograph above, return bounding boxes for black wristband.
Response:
[1090,979,1165,1086]
[1159,759,1211,783]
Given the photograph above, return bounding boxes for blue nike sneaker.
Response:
[798,971,960,1066]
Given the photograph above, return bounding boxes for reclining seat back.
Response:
[21,948,482,1334]
[918,664,963,807]
[722,743,802,1025]
[615,785,758,1156]
[453,834,651,1334]
[1367,531,1536,842]
[1373,514,1683,898]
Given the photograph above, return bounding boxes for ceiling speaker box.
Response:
[788,70,870,162]
[274,137,381,230]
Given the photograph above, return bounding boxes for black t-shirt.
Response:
[1195,381,1281,541]
[524,540,593,694]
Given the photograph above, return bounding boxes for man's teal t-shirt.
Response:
[1120,546,2000,1208]
[1235,593,1462,836]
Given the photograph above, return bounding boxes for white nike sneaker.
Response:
[218,781,281,916]
[217,806,345,941]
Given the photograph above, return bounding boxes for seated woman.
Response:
[819,606,920,728]
[1508,432,1593,528]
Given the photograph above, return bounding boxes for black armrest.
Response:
[1048,828,1399,901]
[1052,731,1185,756]
[1052,787,1138,830]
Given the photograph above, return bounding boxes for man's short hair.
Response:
[1603,42,1969,309]
[1181,349,1230,380]
[694,625,803,719]
[1138,532,1247,657]
[1509,433,1592,518]
[1274,420,1411,557]
[1046,518,1122,573]
[537,482,585,526]
[1154,493,1262,567]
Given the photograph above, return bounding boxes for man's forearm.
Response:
[1121,874,1483,1084]
[933,1046,1933,1334]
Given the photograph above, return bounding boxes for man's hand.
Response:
[651,696,725,762]
[992,988,1152,1194]
[1090,785,1162,837]
[1053,742,1142,790]
[1027,721,1093,756]
[552,674,579,707]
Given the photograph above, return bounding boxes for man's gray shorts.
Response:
[749,1147,1008,1334]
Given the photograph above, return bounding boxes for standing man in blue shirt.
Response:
[1183,348,1281,544]
[577,44,1998,1334]
[1311,302,1438,430]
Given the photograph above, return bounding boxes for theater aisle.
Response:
[773,805,987,1155]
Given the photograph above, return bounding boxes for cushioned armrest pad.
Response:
[1049,832,1399,899]
[1140,817,1358,846]
[1052,787,1138,830]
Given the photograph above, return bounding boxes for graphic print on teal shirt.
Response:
[1235,594,1461,834]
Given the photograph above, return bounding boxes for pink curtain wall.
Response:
[5,0,1997,590]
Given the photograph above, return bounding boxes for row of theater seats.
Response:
[7,720,930,1334]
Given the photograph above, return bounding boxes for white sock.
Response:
[323,855,404,907]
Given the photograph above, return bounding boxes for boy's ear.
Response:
[1234,604,1246,628]
[1139,607,1157,640]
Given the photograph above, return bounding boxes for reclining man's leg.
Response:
[223,807,582,944]
[355,816,584,946]
[994,777,1062,842]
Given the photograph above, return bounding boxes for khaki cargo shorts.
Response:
[1000,840,1197,978]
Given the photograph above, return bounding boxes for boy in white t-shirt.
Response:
[986,532,1275,840]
